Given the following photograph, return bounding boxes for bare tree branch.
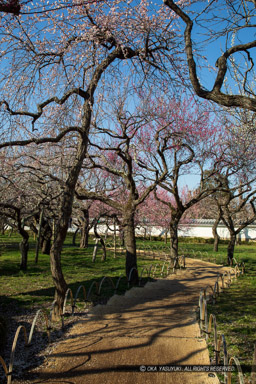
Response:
[164,0,256,111]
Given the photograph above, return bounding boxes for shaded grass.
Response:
[0,233,164,311]
[203,247,256,384]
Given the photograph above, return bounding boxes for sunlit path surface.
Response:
[24,259,231,384]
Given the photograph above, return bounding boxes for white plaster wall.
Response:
[178,225,256,240]
[85,224,256,240]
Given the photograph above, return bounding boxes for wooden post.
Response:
[35,208,44,264]
[92,238,99,262]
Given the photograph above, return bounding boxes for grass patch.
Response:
[206,249,256,384]
[0,233,166,311]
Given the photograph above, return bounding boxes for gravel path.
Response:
[11,258,232,384]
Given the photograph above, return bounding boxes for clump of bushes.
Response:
[179,236,214,244]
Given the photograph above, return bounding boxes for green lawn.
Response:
[0,233,168,311]
[173,238,256,384]
[206,249,256,384]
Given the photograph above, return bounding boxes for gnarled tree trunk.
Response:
[170,221,178,260]
[19,228,29,271]
[169,211,183,267]
[50,137,88,313]
[41,221,52,255]
[80,209,90,248]
[93,219,107,261]
[227,231,236,266]
[41,235,52,255]
[72,227,79,246]
[165,230,168,244]
[212,213,221,252]
[123,209,138,284]
[50,229,69,308]
[0,219,6,235]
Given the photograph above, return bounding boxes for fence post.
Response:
[92,238,99,262]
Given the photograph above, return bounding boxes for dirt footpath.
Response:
[24,259,231,384]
